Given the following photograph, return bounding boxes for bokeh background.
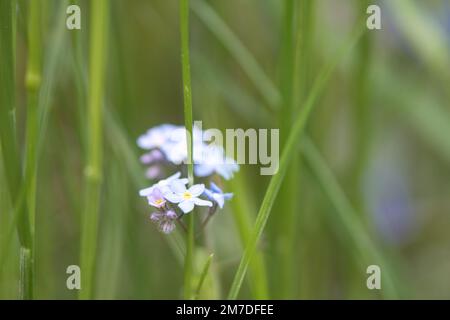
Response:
[1,0,450,299]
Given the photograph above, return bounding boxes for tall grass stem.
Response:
[79,0,108,299]
[180,0,195,300]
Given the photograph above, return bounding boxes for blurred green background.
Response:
[1,0,450,299]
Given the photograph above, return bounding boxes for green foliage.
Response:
[1,0,449,300]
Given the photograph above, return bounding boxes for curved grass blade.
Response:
[0,0,33,299]
[227,22,367,300]
[191,0,281,110]
[194,253,214,299]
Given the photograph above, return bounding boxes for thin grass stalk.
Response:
[350,0,372,209]
[272,0,298,298]
[192,0,270,298]
[227,23,367,299]
[23,0,44,298]
[292,0,315,298]
[0,0,33,299]
[180,0,195,299]
[79,0,108,299]
[228,174,269,299]
[194,253,213,299]
[0,0,68,285]
[191,0,280,110]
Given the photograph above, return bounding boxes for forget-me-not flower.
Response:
[139,171,188,197]
[194,145,239,180]
[163,180,213,214]
[203,182,233,209]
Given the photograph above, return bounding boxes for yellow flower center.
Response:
[155,198,164,205]
[183,191,192,200]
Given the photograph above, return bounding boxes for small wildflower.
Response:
[204,182,233,209]
[145,166,162,179]
[194,145,239,180]
[164,180,213,214]
[146,188,166,208]
[160,126,204,165]
[140,149,165,165]
[137,124,177,150]
[150,210,177,234]
[139,172,188,197]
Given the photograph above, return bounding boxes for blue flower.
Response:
[163,180,213,214]
[204,182,233,209]
[194,145,239,180]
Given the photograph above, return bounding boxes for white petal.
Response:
[165,172,181,182]
[179,200,195,213]
[163,192,183,203]
[188,184,205,197]
[214,194,225,209]
[137,136,154,150]
[169,179,187,194]
[193,198,213,207]
[139,186,154,197]
[194,164,214,177]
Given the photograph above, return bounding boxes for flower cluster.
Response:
[137,124,237,234]
[137,124,239,180]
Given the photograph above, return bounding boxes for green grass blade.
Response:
[272,0,313,298]
[192,0,272,298]
[228,174,269,299]
[19,248,32,299]
[23,0,44,298]
[191,0,281,110]
[386,0,450,85]
[194,253,214,299]
[0,0,33,299]
[227,22,366,299]
[180,0,195,300]
[79,0,109,299]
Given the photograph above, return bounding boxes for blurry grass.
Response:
[194,252,214,299]
[192,1,397,299]
[272,0,297,299]
[23,0,44,298]
[228,21,368,299]
[350,0,373,204]
[227,173,269,299]
[1,0,448,300]
[192,0,271,298]
[96,162,126,299]
[386,0,450,86]
[191,0,280,111]
[79,0,108,299]
[373,63,450,165]
[272,0,314,298]
[0,0,33,299]
[180,0,196,300]
[301,138,399,299]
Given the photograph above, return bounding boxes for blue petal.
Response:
[210,182,222,194]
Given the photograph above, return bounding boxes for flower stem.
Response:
[180,0,195,300]
[79,0,108,299]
